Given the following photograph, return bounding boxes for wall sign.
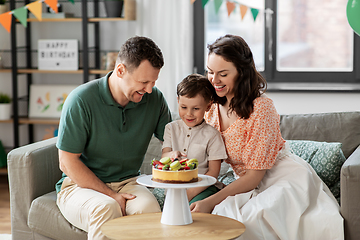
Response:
[38,39,78,70]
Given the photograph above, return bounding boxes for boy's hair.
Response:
[116,36,164,72]
[177,74,216,103]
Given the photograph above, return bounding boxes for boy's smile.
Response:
[178,94,212,128]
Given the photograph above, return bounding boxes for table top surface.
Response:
[101,212,245,240]
[136,174,216,189]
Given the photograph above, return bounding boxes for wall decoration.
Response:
[38,39,78,70]
[106,51,118,70]
[0,0,75,33]
[29,84,77,118]
[192,0,264,22]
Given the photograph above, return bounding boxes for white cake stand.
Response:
[136,174,216,226]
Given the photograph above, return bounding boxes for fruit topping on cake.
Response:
[151,157,198,171]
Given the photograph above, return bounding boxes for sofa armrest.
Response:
[340,145,360,240]
[7,137,61,239]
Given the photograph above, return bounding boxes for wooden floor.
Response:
[0,169,11,234]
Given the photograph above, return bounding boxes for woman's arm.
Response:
[190,169,266,213]
[187,160,222,201]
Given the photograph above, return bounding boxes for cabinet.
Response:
[0,0,136,149]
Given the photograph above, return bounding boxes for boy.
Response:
[162,74,227,204]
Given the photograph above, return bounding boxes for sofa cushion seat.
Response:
[28,191,87,240]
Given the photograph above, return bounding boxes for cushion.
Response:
[280,111,360,158]
[287,140,346,200]
[28,191,87,240]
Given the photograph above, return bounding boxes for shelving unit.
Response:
[3,0,136,149]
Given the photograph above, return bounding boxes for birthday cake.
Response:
[151,157,199,183]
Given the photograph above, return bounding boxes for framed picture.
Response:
[29,85,77,118]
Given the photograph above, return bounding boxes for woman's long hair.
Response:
[207,34,267,119]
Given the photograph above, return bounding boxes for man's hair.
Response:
[177,74,216,103]
[116,36,164,72]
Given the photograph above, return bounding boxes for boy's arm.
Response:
[187,159,222,201]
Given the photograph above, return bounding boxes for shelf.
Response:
[3,0,136,148]
[16,69,109,74]
[0,118,60,125]
[0,119,12,123]
[19,118,60,125]
[25,0,136,22]
[26,17,131,22]
[18,69,83,74]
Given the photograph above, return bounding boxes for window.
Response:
[194,0,360,90]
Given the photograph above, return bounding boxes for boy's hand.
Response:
[170,151,187,159]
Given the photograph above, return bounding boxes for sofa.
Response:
[7,111,360,240]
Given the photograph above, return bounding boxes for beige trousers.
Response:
[56,176,161,240]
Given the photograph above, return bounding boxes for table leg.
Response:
[161,188,192,225]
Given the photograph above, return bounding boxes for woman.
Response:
[190,35,344,240]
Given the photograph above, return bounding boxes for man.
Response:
[55,36,172,240]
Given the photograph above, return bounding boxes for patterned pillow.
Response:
[287,140,346,200]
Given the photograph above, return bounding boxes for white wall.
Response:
[267,92,360,115]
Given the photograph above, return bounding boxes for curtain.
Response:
[134,0,194,112]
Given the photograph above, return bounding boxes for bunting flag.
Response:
[44,0,58,13]
[214,0,223,14]
[239,4,248,20]
[191,0,264,22]
[250,8,259,21]
[0,0,75,33]
[13,7,28,28]
[202,0,209,8]
[0,12,12,33]
[27,1,43,21]
[226,1,236,17]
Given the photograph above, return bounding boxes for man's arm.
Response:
[58,149,135,215]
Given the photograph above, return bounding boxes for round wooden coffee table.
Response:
[101,212,245,240]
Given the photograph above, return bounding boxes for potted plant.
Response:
[0,0,8,14]
[0,92,11,120]
[104,0,124,18]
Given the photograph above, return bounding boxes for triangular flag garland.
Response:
[13,7,28,28]
[0,12,12,33]
[202,0,210,8]
[0,0,74,33]
[239,4,248,20]
[27,1,43,21]
[250,8,259,21]
[226,1,236,17]
[214,0,223,14]
[191,0,266,22]
[44,0,58,13]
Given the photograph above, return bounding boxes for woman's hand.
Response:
[190,198,215,213]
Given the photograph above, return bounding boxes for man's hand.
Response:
[113,192,136,216]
